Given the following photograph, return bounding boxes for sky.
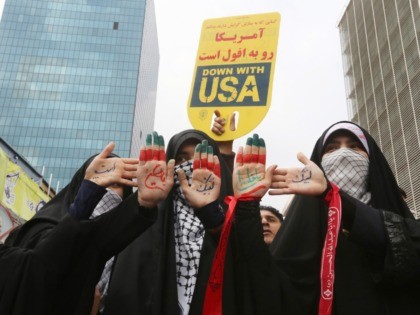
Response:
[0,0,350,212]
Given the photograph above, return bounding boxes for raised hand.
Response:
[211,109,236,136]
[137,132,175,208]
[233,134,276,199]
[177,140,221,209]
[269,152,328,196]
[85,142,138,188]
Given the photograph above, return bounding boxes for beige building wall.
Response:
[338,0,420,217]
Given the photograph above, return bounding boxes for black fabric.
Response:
[11,152,133,249]
[0,194,157,315]
[233,200,305,315]
[5,153,148,315]
[270,120,420,314]
[195,200,225,229]
[380,211,420,285]
[0,215,84,315]
[105,129,235,315]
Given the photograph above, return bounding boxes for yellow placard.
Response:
[0,148,50,221]
[188,12,281,141]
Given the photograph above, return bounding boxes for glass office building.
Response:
[0,0,159,190]
[338,0,420,217]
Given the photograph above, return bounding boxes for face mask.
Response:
[321,147,371,204]
[173,160,193,199]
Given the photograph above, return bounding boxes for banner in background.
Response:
[188,12,281,140]
[0,149,49,221]
[0,205,14,242]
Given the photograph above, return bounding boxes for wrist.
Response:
[86,176,107,187]
[138,198,157,209]
[195,200,225,229]
[318,180,331,200]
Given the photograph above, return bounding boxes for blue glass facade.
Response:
[0,0,159,190]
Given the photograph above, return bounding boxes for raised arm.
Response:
[211,109,236,173]
[69,142,138,220]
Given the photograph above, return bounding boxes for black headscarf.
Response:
[12,152,133,249]
[105,129,234,315]
[310,121,411,218]
[270,121,418,315]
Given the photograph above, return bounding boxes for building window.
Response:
[113,22,119,30]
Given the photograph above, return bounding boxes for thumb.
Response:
[297,152,311,166]
[265,164,277,184]
[176,168,189,190]
[214,109,221,117]
[99,142,115,158]
[166,159,175,185]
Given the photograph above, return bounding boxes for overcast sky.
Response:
[0,0,351,211]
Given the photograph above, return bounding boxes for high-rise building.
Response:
[338,0,420,217]
[0,0,159,190]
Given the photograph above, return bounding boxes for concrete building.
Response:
[338,0,420,217]
[0,0,159,189]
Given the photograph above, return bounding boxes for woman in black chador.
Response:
[105,130,236,315]
[269,121,420,315]
[3,139,173,315]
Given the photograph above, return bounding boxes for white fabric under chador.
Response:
[173,160,205,315]
[322,147,371,204]
[90,189,122,312]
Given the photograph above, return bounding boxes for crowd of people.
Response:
[1,117,420,315]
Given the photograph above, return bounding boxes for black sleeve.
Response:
[233,200,305,314]
[194,200,225,230]
[338,193,420,285]
[32,215,87,274]
[87,191,157,259]
[234,200,272,268]
[380,211,420,285]
[67,180,107,219]
[341,192,387,254]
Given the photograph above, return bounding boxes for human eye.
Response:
[175,155,187,165]
[324,144,338,153]
[349,142,365,152]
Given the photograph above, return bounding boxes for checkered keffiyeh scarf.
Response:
[322,148,371,204]
[173,160,205,315]
[90,188,122,313]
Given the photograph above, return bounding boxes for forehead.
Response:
[260,210,280,220]
[324,130,362,145]
[177,139,200,154]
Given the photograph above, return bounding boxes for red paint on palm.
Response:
[139,148,146,161]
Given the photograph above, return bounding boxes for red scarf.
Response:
[203,194,261,315]
[318,182,341,315]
